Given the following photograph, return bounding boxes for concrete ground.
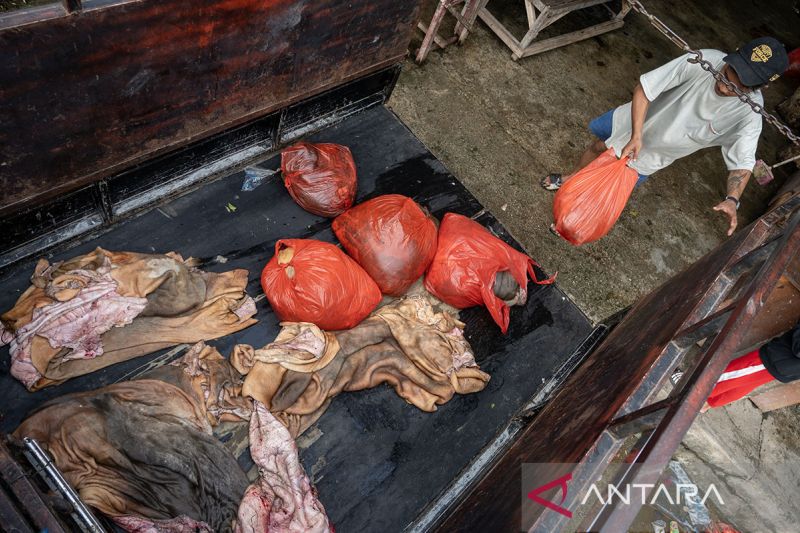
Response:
[390,0,800,531]
[676,401,800,532]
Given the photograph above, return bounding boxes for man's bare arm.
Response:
[726,168,751,199]
[712,169,752,236]
[621,82,650,161]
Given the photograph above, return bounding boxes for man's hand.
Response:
[713,199,738,236]
[621,136,642,161]
[715,169,750,237]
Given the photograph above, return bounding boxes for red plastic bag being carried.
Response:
[332,194,438,296]
[281,142,357,217]
[424,213,554,333]
[553,148,638,245]
[261,239,381,330]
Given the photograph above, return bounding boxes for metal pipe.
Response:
[22,437,106,533]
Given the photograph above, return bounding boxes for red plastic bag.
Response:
[553,148,637,245]
[261,239,381,330]
[424,213,554,333]
[281,142,357,217]
[332,194,438,296]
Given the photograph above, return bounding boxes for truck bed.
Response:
[0,105,591,532]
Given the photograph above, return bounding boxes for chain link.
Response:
[626,0,800,146]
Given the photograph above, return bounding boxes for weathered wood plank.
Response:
[517,18,624,58]
[534,0,607,11]
[524,0,536,27]
[751,381,800,412]
[0,0,421,216]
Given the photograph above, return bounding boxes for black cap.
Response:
[724,37,789,87]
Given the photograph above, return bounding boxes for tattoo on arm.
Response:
[726,169,751,199]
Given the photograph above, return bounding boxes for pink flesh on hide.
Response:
[236,402,332,533]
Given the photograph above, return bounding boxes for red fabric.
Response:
[281,142,357,217]
[705,522,741,533]
[786,48,800,79]
[261,239,381,330]
[333,195,438,296]
[553,148,638,245]
[707,349,774,408]
[424,213,554,334]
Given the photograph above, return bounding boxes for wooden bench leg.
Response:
[615,0,632,21]
[454,0,483,43]
[524,0,536,27]
[513,5,550,60]
[416,0,451,63]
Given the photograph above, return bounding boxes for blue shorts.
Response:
[589,109,649,186]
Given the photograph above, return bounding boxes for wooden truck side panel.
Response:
[0,0,421,216]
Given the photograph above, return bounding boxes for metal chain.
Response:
[626,0,800,147]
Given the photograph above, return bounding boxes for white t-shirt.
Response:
[605,49,763,176]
